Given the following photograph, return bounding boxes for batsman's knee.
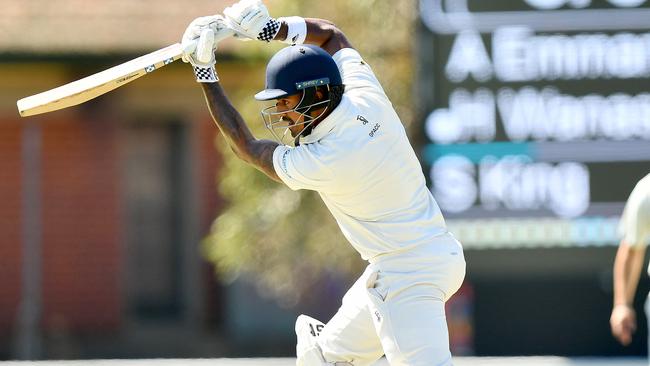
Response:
[295,314,352,366]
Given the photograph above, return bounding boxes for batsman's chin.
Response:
[288,126,302,138]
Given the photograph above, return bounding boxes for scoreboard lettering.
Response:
[418,0,650,248]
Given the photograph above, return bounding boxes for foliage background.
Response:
[202,0,417,306]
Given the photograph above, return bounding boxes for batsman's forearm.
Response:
[613,242,646,306]
[200,82,253,152]
[200,82,282,182]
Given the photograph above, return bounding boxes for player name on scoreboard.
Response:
[418,0,650,248]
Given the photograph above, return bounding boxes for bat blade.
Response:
[17,43,185,117]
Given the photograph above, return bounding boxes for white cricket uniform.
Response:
[273,48,466,366]
[620,173,650,252]
[620,173,650,354]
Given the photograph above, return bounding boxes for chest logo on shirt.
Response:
[357,115,369,125]
[357,115,381,138]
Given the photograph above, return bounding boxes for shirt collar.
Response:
[299,95,350,145]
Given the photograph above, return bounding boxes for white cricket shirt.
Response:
[272,48,447,261]
[619,173,650,249]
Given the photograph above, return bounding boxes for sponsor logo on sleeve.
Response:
[281,149,291,177]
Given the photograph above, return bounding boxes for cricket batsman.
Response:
[181,1,466,364]
[610,173,650,348]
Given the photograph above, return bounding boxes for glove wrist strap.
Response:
[278,16,307,45]
[257,18,281,42]
[193,65,219,83]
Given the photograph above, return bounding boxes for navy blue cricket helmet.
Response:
[254,45,342,101]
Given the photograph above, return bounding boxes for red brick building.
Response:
[0,1,252,359]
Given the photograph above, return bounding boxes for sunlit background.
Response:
[0,0,649,364]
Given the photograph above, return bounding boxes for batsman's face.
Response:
[276,94,306,137]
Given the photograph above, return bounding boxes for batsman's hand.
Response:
[223,0,279,42]
[181,15,233,67]
[610,304,636,346]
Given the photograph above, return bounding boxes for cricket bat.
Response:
[16,43,190,117]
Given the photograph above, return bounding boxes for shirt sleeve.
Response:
[332,48,387,96]
[272,144,334,191]
[619,177,650,247]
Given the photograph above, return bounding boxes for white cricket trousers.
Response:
[646,292,650,358]
[318,232,466,366]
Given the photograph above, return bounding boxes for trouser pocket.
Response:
[366,270,388,302]
[365,270,398,356]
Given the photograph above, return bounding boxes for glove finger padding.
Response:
[223,0,274,41]
[222,6,251,39]
[196,29,216,65]
[182,15,230,44]
[241,7,263,24]
[181,15,233,67]
[184,30,216,68]
[191,29,220,83]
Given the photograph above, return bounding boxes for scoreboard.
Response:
[417,0,650,248]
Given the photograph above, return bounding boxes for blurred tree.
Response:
[202,0,417,306]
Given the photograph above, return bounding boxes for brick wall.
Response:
[195,116,226,327]
[197,117,223,235]
[40,116,122,332]
[0,61,229,357]
[0,119,23,337]
[0,115,122,349]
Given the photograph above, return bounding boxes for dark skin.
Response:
[610,241,646,345]
[200,18,353,183]
[276,92,323,139]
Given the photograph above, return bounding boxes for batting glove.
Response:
[223,0,280,42]
[181,15,233,66]
[181,15,234,82]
